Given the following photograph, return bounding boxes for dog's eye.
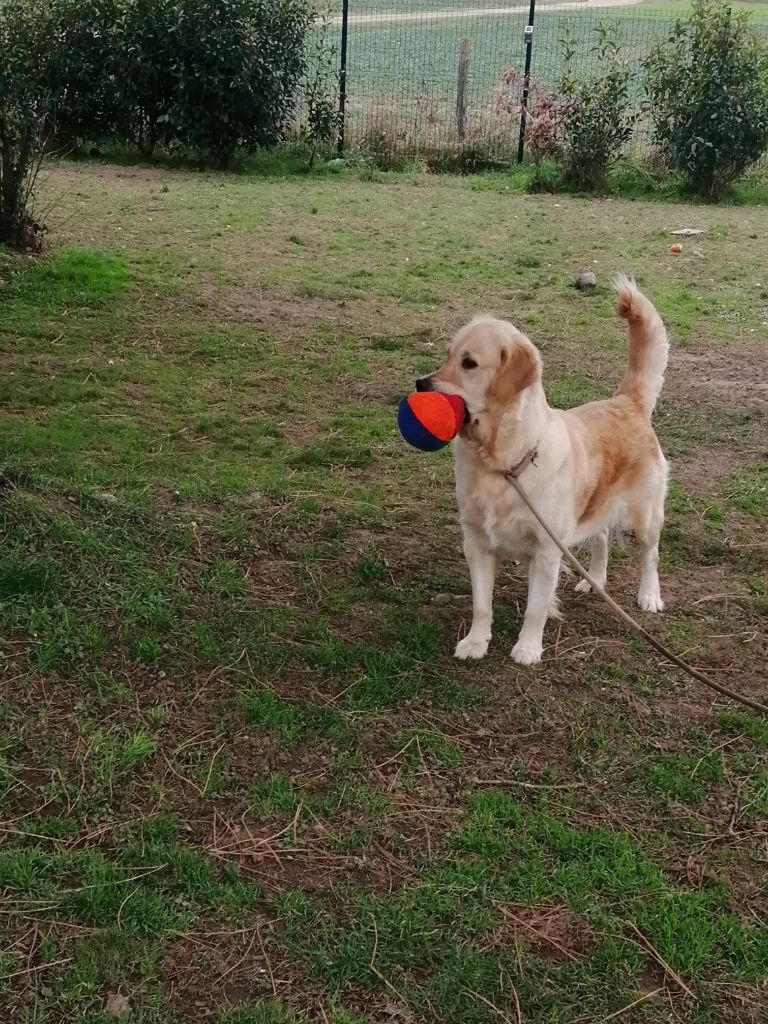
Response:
[461,356,478,370]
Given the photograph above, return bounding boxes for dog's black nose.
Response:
[415,376,433,392]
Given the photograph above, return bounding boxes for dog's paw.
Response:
[511,638,543,665]
[454,635,489,660]
[574,579,592,595]
[638,591,664,613]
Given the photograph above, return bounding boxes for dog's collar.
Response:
[503,444,539,480]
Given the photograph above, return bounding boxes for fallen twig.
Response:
[626,922,695,1000]
[473,777,588,791]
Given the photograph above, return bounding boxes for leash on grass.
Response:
[504,449,768,717]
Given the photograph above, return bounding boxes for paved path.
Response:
[333,0,644,27]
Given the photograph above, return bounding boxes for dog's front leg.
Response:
[454,533,497,660]
[512,547,561,665]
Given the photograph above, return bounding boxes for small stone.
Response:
[383,1003,412,1020]
[576,271,596,290]
[105,992,132,1018]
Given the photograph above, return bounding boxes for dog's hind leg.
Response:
[575,528,609,594]
[630,494,665,613]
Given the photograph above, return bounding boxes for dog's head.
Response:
[416,317,541,426]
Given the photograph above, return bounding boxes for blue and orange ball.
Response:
[397,392,467,451]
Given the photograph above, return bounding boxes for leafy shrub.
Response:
[299,6,341,168]
[523,92,562,168]
[43,0,313,165]
[47,0,124,146]
[0,0,52,250]
[645,0,768,200]
[123,0,312,166]
[114,0,178,157]
[497,71,562,165]
[497,27,635,190]
[558,24,636,190]
[496,70,562,188]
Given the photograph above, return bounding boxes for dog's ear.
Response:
[489,344,538,405]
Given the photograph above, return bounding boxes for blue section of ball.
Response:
[397,396,448,451]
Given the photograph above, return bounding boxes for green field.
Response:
[348,0,768,14]
[340,0,768,151]
[1,157,767,1022]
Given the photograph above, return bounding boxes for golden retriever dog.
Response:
[416,276,668,665]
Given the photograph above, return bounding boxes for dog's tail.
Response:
[613,274,669,417]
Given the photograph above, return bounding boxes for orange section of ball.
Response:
[407,393,459,443]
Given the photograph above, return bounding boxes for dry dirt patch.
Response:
[668,345,768,411]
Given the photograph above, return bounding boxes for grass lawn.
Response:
[1,158,767,1023]
[339,1,768,153]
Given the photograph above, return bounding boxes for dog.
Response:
[416,276,669,665]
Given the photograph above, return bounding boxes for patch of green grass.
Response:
[370,334,407,351]
[726,466,768,517]
[0,757,14,800]
[0,550,57,599]
[744,575,768,617]
[449,788,522,859]
[282,790,768,1007]
[638,749,724,805]
[288,439,372,470]
[62,929,161,1004]
[739,769,768,827]
[276,792,768,1019]
[719,710,768,747]
[0,950,23,989]
[514,252,542,270]
[248,774,303,816]
[329,826,374,854]
[400,728,463,771]
[546,371,607,408]
[79,726,158,798]
[354,547,389,584]
[218,1001,311,1024]
[0,829,259,957]
[239,687,348,745]
[657,403,759,459]
[298,615,461,712]
[318,779,390,817]
[344,638,437,711]
[3,247,129,311]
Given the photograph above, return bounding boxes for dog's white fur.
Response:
[419,276,669,665]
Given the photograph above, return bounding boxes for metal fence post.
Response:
[516,0,537,164]
[337,0,349,157]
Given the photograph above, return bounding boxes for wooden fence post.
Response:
[456,39,470,142]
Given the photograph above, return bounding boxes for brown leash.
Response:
[504,448,768,717]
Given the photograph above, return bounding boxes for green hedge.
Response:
[44,0,313,165]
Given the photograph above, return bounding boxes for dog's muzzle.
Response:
[415,376,434,392]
